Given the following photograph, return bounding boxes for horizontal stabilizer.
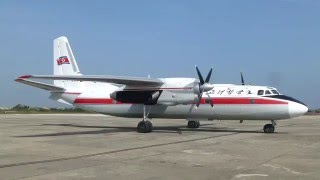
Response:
[15,78,65,91]
[17,75,163,86]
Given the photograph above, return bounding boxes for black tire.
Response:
[195,121,200,128]
[137,120,153,133]
[188,121,197,128]
[145,121,153,133]
[263,124,275,133]
[137,121,148,133]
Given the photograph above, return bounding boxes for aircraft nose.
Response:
[289,101,308,118]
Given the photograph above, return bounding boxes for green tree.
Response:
[12,104,30,110]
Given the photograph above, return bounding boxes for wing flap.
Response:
[18,75,163,86]
[15,78,65,91]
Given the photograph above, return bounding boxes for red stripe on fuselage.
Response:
[74,97,288,105]
[74,98,121,104]
[123,87,193,91]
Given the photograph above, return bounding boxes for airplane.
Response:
[15,36,308,134]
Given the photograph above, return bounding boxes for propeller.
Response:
[195,66,214,108]
[240,72,245,85]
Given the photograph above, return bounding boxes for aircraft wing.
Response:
[15,78,65,91]
[17,75,163,86]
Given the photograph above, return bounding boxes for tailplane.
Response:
[53,36,82,88]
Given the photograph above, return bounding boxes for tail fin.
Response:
[53,36,82,88]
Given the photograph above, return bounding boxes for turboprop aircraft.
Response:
[15,36,308,133]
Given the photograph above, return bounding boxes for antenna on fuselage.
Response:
[241,72,245,85]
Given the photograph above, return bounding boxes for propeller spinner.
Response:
[195,66,214,108]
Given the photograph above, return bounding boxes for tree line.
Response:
[1,104,92,114]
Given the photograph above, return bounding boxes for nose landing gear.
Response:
[263,120,276,133]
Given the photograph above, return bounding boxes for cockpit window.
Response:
[271,90,279,95]
[257,90,264,95]
[265,90,271,95]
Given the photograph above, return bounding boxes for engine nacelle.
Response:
[156,79,200,106]
[157,91,199,106]
[110,90,161,105]
[110,78,202,106]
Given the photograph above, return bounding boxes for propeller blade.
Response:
[206,92,214,108]
[195,66,214,108]
[195,66,204,85]
[241,72,245,85]
[196,91,203,108]
[205,68,213,83]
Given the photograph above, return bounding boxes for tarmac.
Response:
[0,114,319,180]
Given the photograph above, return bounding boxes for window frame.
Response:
[265,90,272,95]
[257,90,264,96]
[271,90,279,95]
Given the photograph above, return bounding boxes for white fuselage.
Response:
[50,78,308,121]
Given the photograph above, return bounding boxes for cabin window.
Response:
[257,90,264,95]
[271,90,279,95]
[265,90,271,95]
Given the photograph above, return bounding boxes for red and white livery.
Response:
[15,36,308,133]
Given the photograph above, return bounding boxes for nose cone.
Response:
[289,102,308,118]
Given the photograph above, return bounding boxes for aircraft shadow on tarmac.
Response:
[13,123,287,138]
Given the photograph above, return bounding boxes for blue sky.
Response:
[0,1,319,109]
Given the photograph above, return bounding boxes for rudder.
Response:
[53,36,82,88]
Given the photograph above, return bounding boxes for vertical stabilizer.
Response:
[53,36,82,88]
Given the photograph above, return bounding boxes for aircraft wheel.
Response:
[188,121,200,128]
[145,120,153,133]
[137,120,153,133]
[195,121,200,128]
[263,124,275,133]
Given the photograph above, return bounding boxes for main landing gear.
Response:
[263,120,276,133]
[137,105,153,133]
[187,120,200,128]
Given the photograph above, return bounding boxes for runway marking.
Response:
[262,164,305,175]
[234,174,269,178]
[0,132,238,169]
[182,149,216,155]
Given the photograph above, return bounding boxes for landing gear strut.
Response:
[137,105,153,133]
[187,120,200,128]
[263,120,276,133]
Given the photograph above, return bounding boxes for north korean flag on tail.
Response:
[56,56,70,65]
